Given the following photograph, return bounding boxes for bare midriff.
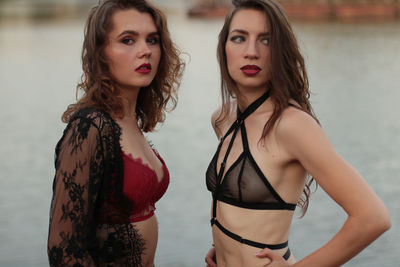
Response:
[133,214,159,267]
[212,201,297,267]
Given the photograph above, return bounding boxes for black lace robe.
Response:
[48,108,144,266]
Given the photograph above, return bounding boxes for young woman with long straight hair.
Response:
[205,1,390,266]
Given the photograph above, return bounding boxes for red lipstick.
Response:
[241,65,261,76]
[136,63,152,74]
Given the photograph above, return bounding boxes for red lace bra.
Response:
[122,149,169,223]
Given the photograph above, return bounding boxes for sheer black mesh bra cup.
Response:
[206,91,296,260]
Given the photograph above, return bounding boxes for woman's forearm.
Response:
[294,213,391,267]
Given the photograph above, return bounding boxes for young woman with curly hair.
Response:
[47,1,184,266]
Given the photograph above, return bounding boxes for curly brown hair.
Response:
[62,0,184,132]
[216,0,318,216]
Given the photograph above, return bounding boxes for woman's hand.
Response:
[205,246,217,267]
[256,248,290,267]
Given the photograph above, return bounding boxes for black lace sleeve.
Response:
[48,116,103,267]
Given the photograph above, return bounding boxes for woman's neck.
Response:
[236,87,269,112]
[118,86,140,118]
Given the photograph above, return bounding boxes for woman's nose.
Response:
[244,40,259,59]
[137,40,152,58]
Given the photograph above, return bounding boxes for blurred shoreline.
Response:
[1,0,400,23]
[0,0,94,21]
[189,0,400,22]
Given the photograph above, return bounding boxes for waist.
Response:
[215,194,297,211]
[212,200,294,241]
[213,240,294,266]
[129,205,155,222]
[130,211,154,223]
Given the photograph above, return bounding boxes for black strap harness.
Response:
[211,91,291,260]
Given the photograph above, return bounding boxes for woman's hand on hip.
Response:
[256,248,290,267]
[205,246,217,267]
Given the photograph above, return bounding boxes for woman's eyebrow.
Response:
[230,29,248,35]
[258,32,271,37]
[117,30,159,37]
[229,29,271,36]
[117,30,138,37]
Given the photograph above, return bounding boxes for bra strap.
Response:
[212,90,271,219]
[237,90,270,122]
[221,90,271,142]
[213,125,240,218]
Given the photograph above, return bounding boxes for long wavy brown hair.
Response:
[216,0,318,216]
[62,0,185,132]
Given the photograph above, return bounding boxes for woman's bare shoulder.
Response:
[211,101,236,139]
[276,106,320,141]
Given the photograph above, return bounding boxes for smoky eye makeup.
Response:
[147,34,160,45]
[121,37,134,45]
[230,35,245,43]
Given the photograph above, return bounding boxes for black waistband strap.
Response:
[282,247,291,261]
[210,218,289,254]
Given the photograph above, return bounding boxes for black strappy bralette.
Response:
[206,91,296,260]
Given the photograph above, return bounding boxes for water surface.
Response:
[0,11,399,267]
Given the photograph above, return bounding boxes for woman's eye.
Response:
[261,37,270,46]
[230,35,245,43]
[147,37,159,45]
[121,38,134,45]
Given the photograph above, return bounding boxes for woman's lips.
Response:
[241,65,261,76]
[135,63,152,74]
